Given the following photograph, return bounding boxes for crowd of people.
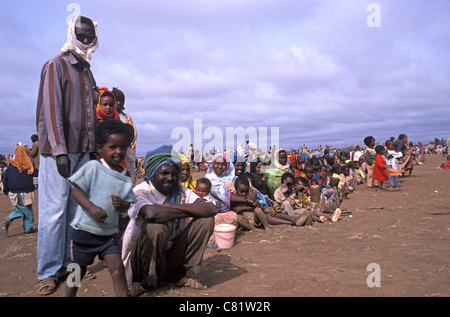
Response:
[1,14,449,298]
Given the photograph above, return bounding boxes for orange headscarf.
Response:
[97,86,120,120]
[10,145,34,174]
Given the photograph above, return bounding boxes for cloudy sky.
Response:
[1,0,449,157]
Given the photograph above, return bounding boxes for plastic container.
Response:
[214,224,236,249]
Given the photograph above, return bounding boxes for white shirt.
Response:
[248,141,258,160]
[353,151,363,161]
[386,150,402,168]
[121,181,200,285]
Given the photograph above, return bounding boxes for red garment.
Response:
[374,154,389,182]
[445,160,450,170]
[97,87,120,120]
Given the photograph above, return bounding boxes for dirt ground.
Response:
[0,154,449,298]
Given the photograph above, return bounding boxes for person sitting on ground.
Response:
[194,177,215,203]
[233,153,246,177]
[304,164,335,203]
[249,157,265,182]
[253,177,313,227]
[121,145,216,296]
[295,177,341,223]
[229,175,272,231]
[180,153,197,191]
[348,160,365,185]
[194,177,225,249]
[265,148,292,199]
[341,165,354,194]
[273,172,312,225]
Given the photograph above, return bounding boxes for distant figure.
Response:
[1,145,36,235]
[30,134,40,188]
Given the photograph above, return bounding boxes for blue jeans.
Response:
[386,164,399,187]
[37,153,89,281]
[6,193,34,233]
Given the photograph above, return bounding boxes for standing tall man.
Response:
[35,15,99,295]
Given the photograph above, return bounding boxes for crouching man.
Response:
[122,145,216,296]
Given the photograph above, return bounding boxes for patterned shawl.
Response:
[205,153,235,212]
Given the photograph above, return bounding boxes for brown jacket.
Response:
[30,140,40,169]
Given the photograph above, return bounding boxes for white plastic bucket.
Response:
[214,224,236,249]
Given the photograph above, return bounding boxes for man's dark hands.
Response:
[56,154,71,178]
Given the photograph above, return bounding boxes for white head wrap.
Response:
[61,15,99,64]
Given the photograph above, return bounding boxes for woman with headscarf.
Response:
[180,154,197,191]
[205,153,235,212]
[250,157,265,182]
[1,145,36,235]
[205,153,239,247]
[121,145,216,295]
[233,152,247,177]
[264,148,292,199]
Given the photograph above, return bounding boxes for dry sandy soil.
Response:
[1,154,449,300]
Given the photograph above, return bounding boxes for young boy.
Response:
[65,119,136,297]
[1,145,36,235]
[252,177,312,227]
[341,165,354,196]
[273,173,312,225]
[384,139,404,188]
[229,176,268,231]
[295,177,341,223]
[364,136,378,189]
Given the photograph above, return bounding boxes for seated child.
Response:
[65,119,136,297]
[253,178,312,227]
[349,160,365,185]
[230,175,271,231]
[296,177,341,223]
[195,177,216,203]
[1,145,36,235]
[331,163,345,189]
[273,173,312,226]
[341,165,354,193]
[197,177,239,248]
[305,164,335,203]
